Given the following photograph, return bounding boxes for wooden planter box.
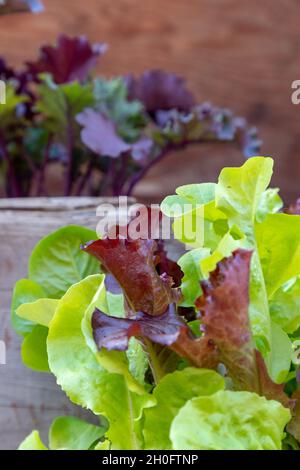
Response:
[0,197,135,450]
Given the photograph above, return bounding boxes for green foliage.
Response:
[170,391,290,450]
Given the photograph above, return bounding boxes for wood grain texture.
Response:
[0,0,299,202]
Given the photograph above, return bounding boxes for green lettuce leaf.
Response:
[270,277,300,334]
[200,229,243,277]
[49,416,107,450]
[215,157,273,239]
[21,325,50,372]
[177,248,210,307]
[255,214,300,298]
[29,225,99,298]
[216,157,274,352]
[11,279,46,335]
[17,298,59,328]
[47,274,153,449]
[143,368,224,450]
[170,390,291,450]
[18,431,48,450]
[81,276,146,394]
[266,322,292,384]
[256,188,283,222]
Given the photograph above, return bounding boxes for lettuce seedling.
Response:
[13,157,300,450]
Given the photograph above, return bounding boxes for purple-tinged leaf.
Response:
[156,104,262,158]
[92,303,189,351]
[287,391,300,443]
[189,249,289,405]
[27,35,107,84]
[104,273,122,295]
[76,109,130,158]
[154,239,183,288]
[254,350,290,408]
[131,136,153,163]
[126,69,195,114]
[82,238,177,316]
[169,249,257,388]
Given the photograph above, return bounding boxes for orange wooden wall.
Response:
[0,0,299,202]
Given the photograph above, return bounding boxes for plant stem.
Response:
[36,134,52,197]
[0,133,21,197]
[125,137,232,196]
[125,142,184,196]
[64,107,75,197]
[75,157,94,196]
[116,153,130,195]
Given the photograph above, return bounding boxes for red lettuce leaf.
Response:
[126,69,195,114]
[104,273,122,295]
[76,108,130,158]
[89,243,292,408]
[92,303,190,351]
[287,391,300,443]
[27,35,106,84]
[254,350,290,407]
[82,238,178,316]
[168,249,258,389]
[154,239,183,288]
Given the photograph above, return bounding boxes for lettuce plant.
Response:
[12,157,300,450]
[0,35,261,197]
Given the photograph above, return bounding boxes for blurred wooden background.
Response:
[0,0,299,202]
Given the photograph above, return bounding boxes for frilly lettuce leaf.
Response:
[143,368,225,450]
[216,157,274,351]
[215,157,274,238]
[199,229,244,277]
[270,277,300,334]
[256,188,283,222]
[170,390,291,450]
[255,214,300,298]
[162,157,278,352]
[90,248,290,407]
[82,238,177,316]
[47,274,154,449]
[266,322,292,384]
[177,248,210,307]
